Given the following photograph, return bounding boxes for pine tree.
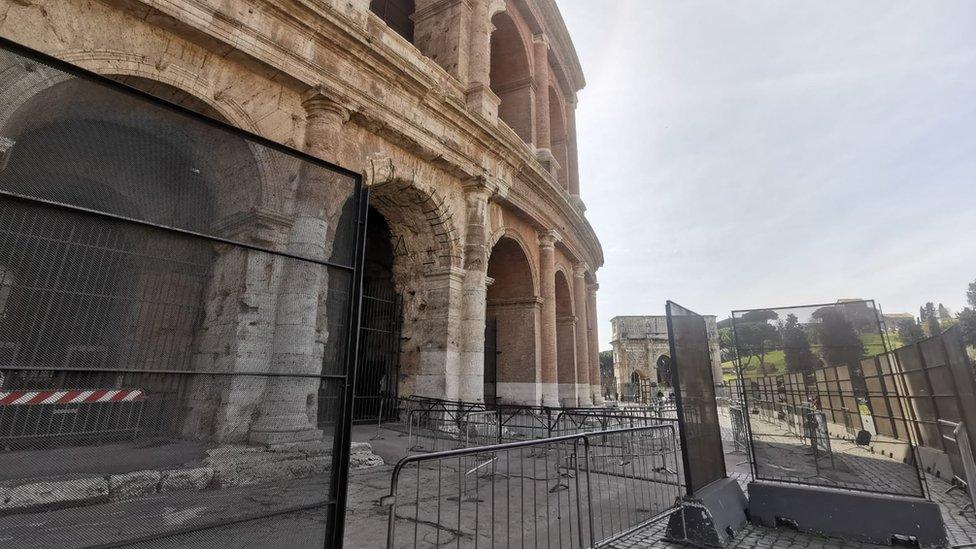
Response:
[938,303,951,320]
[782,314,817,373]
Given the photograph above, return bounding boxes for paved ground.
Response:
[0,418,972,547]
[747,413,923,497]
[605,408,976,549]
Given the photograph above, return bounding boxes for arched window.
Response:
[370,0,415,42]
[490,12,533,143]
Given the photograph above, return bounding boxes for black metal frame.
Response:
[730,299,934,498]
[665,300,727,496]
[0,36,369,549]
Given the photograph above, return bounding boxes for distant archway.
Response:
[657,354,672,386]
[486,236,538,405]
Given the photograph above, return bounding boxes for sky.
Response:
[558,1,976,349]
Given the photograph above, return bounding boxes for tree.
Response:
[939,303,952,321]
[718,326,735,362]
[814,307,865,368]
[782,314,817,374]
[960,277,976,349]
[921,302,940,337]
[599,350,615,387]
[896,318,926,345]
[734,309,780,375]
[959,308,976,349]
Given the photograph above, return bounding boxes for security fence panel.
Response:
[0,39,367,548]
[666,301,725,495]
[732,301,925,498]
[895,344,942,449]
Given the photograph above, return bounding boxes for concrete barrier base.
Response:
[665,477,748,547]
[748,480,947,548]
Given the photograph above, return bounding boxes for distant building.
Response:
[609,315,723,399]
[883,312,917,330]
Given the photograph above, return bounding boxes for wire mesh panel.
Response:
[731,300,925,498]
[665,301,725,495]
[0,39,366,548]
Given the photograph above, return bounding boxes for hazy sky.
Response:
[559,1,976,349]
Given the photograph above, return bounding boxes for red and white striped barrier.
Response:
[0,388,144,406]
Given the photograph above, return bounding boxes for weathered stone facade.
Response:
[0,0,603,443]
[610,315,722,398]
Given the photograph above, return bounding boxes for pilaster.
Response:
[538,229,559,407]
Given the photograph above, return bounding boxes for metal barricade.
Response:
[0,387,144,446]
[938,419,976,513]
[384,424,682,548]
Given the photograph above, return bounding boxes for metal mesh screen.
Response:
[0,40,365,547]
[731,300,925,498]
[665,301,725,495]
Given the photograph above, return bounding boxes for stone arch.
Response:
[554,268,578,406]
[0,50,278,222]
[656,353,673,386]
[368,175,463,274]
[490,10,534,143]
[486,235,539,405]
[487,227,539,295]
[370,0,415,42]
[364,164,464,399]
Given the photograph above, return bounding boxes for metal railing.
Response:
[392,396,676,453]
[384,424,682,548]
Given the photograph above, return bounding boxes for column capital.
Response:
[301,85,354,122]
[461,173,505,199]
[573,263,589,278]
[538,229,559,249]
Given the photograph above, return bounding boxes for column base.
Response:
[540,383,560,408]
[591,384,605,406]
[558,383,579,407]
[535,148,559,175]
[496,382,541,406]
[249,426,323,446]
[465,83,500,121]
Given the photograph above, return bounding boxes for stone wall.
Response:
[0,0,606,445]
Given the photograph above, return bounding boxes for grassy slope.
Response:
[721,331,904,382]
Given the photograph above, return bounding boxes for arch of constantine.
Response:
[0,0,605,456]
[610,315,723,399]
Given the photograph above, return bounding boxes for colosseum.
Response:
[0,0,604,447]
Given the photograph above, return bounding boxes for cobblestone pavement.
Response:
[747,414,923,497]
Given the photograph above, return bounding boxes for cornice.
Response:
[109,0,602,267]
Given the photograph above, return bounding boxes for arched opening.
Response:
[549,86,568,189]
[657,354,672,387]
[490,11,534,144]
[353,206,403,421]
[370,0,415,42]
[554,270,577,406]
[486,236,538,405]
[0,76,231,438]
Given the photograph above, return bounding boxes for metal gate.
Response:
[353,281,402,422]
